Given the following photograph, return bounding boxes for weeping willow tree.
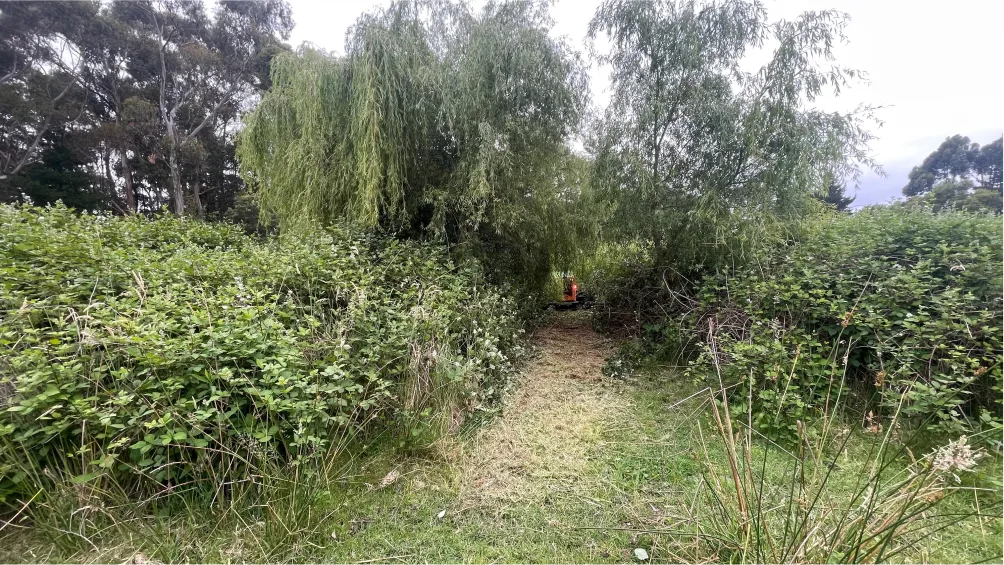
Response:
[585,0,877,274]
[237,0,590,292]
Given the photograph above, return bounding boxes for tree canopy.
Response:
[237,1,590,290]
[585,0,876,271]
[815,180,856,211]
[901,135,1002,214]
[2,0,905,288]
[903,134,1002,196]
[0,0,292,216]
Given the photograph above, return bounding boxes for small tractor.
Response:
[546,274,594,310]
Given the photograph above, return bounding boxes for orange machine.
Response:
[547,274,591,310]
[562,275,578,303]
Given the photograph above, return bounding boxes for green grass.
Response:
[1,350,1000,563]
[598,372,1003,564]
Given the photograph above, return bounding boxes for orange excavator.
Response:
[547,274,593,310]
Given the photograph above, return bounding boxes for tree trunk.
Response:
[167,134,184,215]
[103,146,113,197]
[192,165,204,218]
[653,231,667,267]
[120,144,136,213]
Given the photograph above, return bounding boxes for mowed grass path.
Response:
[313,315,1002,564]
[317,314,686,563]
[5,314,1000,563]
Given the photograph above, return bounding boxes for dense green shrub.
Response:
[237,2,590,295]
[0,204,524,502]
[616,207,1003,443]
[579,241,668,334]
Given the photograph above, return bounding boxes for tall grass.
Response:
[1,401,383,561]
[0,204,527,561]
[690,339,1000,564]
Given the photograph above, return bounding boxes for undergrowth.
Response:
[593,207,1003,445]
[619,369,1003,564]
[1,314,998,563]
[0,203,526,514]
[582,206,1004,563]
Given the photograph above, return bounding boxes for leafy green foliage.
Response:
[586,0,876,272]
[0,0,292,216]
[899,135,1003,213]
[578,240,665,332]
[237,0,589,292]
[814,180,856,211]
[904,134,1004,196]
[0,1,96,184]
[626,207,1003,442]
[902,178,1003,214]
[5,134,110,210]
[0,203,524,502]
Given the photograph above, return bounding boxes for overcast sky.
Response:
[285,0,1003,207]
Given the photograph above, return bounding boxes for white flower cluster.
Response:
[930,435,985,483]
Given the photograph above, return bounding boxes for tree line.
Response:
[0,0,292,216]
[3,0,998,288]
[236,0,878,290]
[902,134,1003,213]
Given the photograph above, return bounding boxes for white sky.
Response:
[286,0,1003,207]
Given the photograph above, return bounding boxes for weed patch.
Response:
[0,203,525,506]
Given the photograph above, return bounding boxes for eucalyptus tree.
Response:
[900,135,1003,213]
[1,0,291,215]
[75,5,149,212]
[904,135,1003,196]
[0,2,95,183]
[238,0,588,290]
[113,0,291,216]
[586,0,875,272]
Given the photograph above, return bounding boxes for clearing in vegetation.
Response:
[5,313,997,563]
[2,0,1002,562]
[310,315,1002,564]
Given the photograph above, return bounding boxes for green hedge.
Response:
[0,204,524,501]
[603,207,1003,444]
[677,207,1003,441]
